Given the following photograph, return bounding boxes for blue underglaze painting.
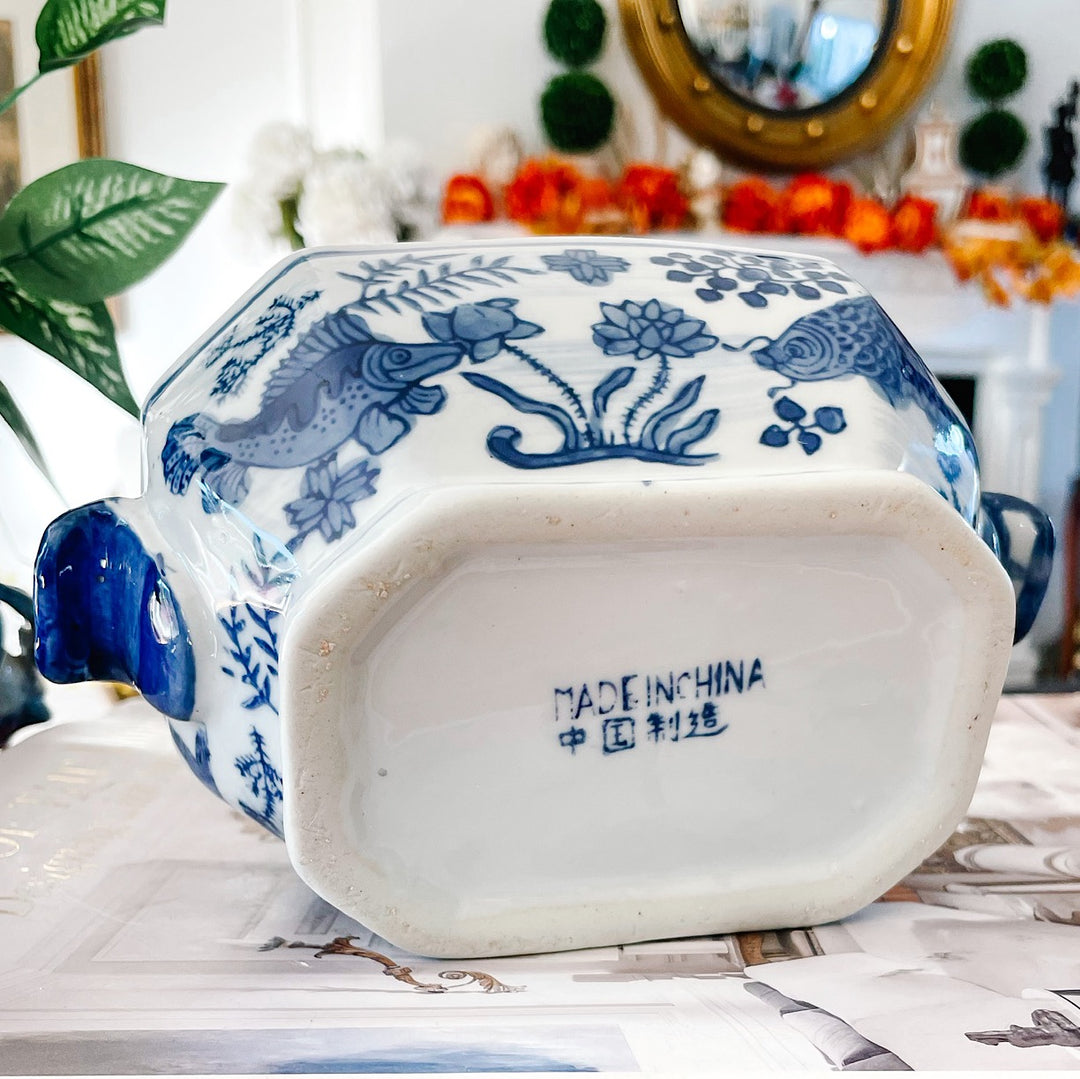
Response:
[163,311,464,512]
[727,294,975,504]
[160,251,973,550]
[339,250,543,315]
[760,396,847,456]
[542,248,630,285]
[163,255,545,551]
[208,290,321,398]
[462,297,722,467]
[220,603,280,714]
[652,249,852,307]
[236,724,284,837]
[170,723,220,798]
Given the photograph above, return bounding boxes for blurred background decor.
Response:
[233,123,437,250]
[958,38,1030,180]
[1042,79,1079,217]
[540,0,617,155]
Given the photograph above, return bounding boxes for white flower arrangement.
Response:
[233,123,436,250]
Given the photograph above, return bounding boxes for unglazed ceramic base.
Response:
[282,471,1015,957]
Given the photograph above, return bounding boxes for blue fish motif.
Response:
[162,306,464,506]
[747,295,959,431]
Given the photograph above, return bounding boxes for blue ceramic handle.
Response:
[34,500,195,720]
[979,492,1055,644]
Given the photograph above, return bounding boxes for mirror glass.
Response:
[679,0,893,113]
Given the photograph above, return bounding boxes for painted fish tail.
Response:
[199,459,251,512]
[162,414,215,495]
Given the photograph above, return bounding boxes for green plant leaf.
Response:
[0,269,137,415]
[0,376,52,478]
[0,159,223,304]
[36,0,166,73]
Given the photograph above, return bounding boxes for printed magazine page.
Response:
[1,691,1080,1072]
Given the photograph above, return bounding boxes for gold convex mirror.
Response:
[620,0,955,169]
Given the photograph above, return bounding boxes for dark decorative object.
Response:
[0,583,48,747]
[543,0,606,68]
[541,72,616,154]
[539,0,614,154]
[965,39,1027,102]
[1043,81,1079,214]
[960,110,1029,179]
[960,38,1029,179]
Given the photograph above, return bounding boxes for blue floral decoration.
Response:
[235,725,283,838]
[423,298,542,362]
[461,297,721,468]
[285,457,380,549]
[541,249,630,286]
[170,724,220,798]
[220,603,281,714]
[208,290,321,398]
[652,250,851,308]
[590,299,719,437]
[592,299,718,361]
[760,396,846,455]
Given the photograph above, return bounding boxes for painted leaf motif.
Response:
[773,396,806,422]
[592,366,634,416]
[0,160,222,304]
[0,268,136,414]
[36,0,166,72]
[665,408,719,456]
[814,406,846,434]
[0,377,51,477]
[760,424,790,447]
[461,372,583,450]
[639,376,705,451]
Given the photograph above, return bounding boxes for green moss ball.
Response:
[960,109,1029,177]
[541,72,615,153]
[544,0,607,67]
[966,39,1028,103]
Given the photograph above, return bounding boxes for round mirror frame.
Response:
[619,0,955,170]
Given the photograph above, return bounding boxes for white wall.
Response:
[0,0,320,573]
[377,0,688,172]
[3,0,1080,665]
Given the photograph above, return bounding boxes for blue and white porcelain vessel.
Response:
[33,238,1053,957]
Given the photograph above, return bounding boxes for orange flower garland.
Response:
[842,198,893,254]
[440,159,1080,306]
[787,173,852,235]
[504,158,593,234]
[1016,195,1066,243]
[616,163,688,232]
[891,196,937,253]
[441,174,495,225]
[943,191,1080,306]
[722,177,787,233]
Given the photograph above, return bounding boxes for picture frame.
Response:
[0,3,105,208]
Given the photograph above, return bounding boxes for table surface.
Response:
[2,689,1080,1074]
